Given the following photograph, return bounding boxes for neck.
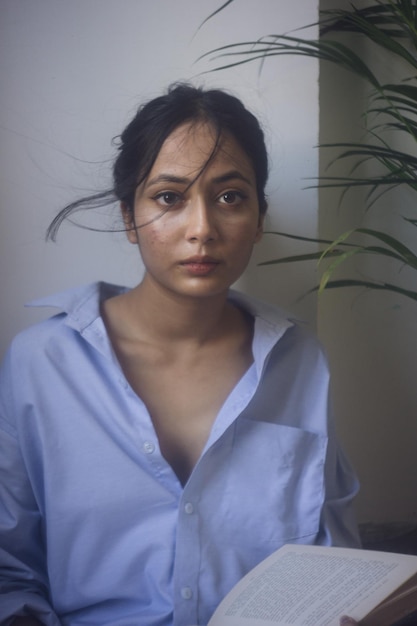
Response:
[122,277,234,345]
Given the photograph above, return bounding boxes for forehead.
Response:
[147,121,255,181]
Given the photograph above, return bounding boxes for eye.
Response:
[218,190,246,205]
[153,191,182,207]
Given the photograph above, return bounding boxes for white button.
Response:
[184,502,194,515]
[143,441,155,454]
[181,586,193,600]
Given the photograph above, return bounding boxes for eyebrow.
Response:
[145,170,253,188]
[212,170,253,186]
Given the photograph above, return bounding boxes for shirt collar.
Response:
[26,282,128,333]
[27,283,294,377]
[228,289,294,379]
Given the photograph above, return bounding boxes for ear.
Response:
[121,202,138,244]
[254,213,264,243]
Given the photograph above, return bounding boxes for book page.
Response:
[208,544,417,626]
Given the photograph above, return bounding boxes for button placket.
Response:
[173,485,201,626]
[184,502,194,515]
[181,586,193,600]
[142,441,155,455]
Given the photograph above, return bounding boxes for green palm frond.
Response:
[320,2,417,64]
[309,279,417,302]
[201,36,382,87]
[259,227,417,302]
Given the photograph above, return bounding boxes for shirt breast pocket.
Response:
[218,419,327,548]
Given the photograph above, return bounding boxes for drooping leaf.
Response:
[198,0,235,30]
[309,279,417,302]
[356,227,417,268]
[319,248,363,292]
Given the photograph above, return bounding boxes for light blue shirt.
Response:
[0,282,359,626]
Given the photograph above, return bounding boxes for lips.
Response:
[180,255,220,275]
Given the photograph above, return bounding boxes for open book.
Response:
[208,544,417,626]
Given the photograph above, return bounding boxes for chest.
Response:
[117,346,253,484]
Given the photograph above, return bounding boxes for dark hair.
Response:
[47,83,269,240]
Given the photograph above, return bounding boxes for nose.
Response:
[185,196,218,243]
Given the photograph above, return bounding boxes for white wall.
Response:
[0,0,319,359]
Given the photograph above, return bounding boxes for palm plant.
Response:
[202,0,417,303]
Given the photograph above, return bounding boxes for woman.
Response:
[0,84,360,625]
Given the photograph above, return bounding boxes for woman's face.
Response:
[124,121,263,300]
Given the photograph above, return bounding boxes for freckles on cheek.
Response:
[148,228,171,246]
[139,226,171,255]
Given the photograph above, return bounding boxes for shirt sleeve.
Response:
[0,350,61,626]
[296,326,361,549]
[317,414,361,549]
[304,337,361,549]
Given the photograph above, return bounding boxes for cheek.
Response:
[231,221,261,248]
[137,225,172,258]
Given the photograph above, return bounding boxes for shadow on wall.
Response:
[360,522,417,556]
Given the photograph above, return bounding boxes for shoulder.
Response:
[230,289,327,367]
[2,281,127,372]
[0,282,129,429]
[4,311,69,373]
